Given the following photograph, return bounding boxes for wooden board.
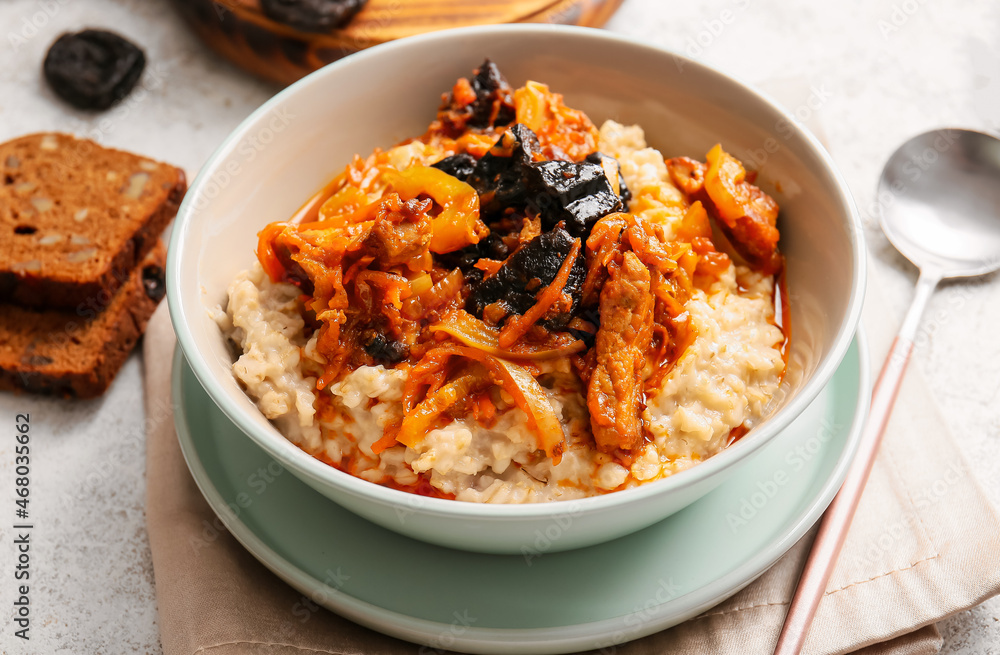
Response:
[168,0,625,85]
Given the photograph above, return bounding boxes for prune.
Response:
[362,330,407,363]
[141,265,166,302]
[440,59,517,133]
[467,125,622,236]
[431,153,477,182]
[466,226,585,329]
[527,160,622,235]
[43,30,145,111]
[585,151,632,208]
[467,59,516,129]
[566,322,598,349]
[468,124,543,218]
[260,0,367,33]
[477,233,510,261]
[436,244,481,273]
[434,233,509,274]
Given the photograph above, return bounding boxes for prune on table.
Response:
[43,30,145,111]
[431,153,477,182]
[260,0,367,33]
[465,226,586,329]
[585,151,632,208]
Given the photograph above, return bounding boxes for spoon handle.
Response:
[772,270,940,654]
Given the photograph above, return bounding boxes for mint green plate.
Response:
[173,333,868,654]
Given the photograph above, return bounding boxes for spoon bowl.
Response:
[776,127,1000,654]
[879,128,1000,278]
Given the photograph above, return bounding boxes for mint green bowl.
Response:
[166,24,866,554]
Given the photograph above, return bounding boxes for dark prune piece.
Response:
[468,124,543,218]
[467,59,516,129]
[585,151,632,208]
[43,30,145,111]
[434,233,509,274]
[431,153,477,182]
[478,233,510,261]
[362,330,408,363]
[260,0,367,33]
[489,123,544,163]
[436,244,481,273]
[526,160,623,236]
[439,59,517,134]
[463,266,484,288]
[466,124,622,236]
[141,265,166,302]
[466,226,585,329]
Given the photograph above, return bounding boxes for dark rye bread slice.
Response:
[0,132,185,309]
[0,241,166,399]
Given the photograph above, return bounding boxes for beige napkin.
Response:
[143,259,1000,655]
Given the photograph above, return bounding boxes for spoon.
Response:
[773,128,1000,654]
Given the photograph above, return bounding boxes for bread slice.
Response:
[0,133,185,309]
[0,241,166,398]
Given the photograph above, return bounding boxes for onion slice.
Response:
[397,371,488,448]
[430,310,584,361]
[401,344,566,459]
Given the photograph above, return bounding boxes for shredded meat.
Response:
[668,149,782,274]
[715,185,781,272]
[587,251,654,453]
[365,196,433,266]
[666,156,706,196]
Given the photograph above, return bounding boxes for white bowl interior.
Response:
[168,25,864,539]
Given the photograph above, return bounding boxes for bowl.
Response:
[167,24,866,554]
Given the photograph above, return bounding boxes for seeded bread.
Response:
[0,133,185,309]
[0,241,166,399]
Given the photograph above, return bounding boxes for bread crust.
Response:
[0,242,166,398]
[0,133,186,309]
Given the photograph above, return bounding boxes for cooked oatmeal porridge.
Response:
[216,60,787,504]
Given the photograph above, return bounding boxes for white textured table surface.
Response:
[1,0,998,653]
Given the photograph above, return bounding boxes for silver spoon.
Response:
[774,128,1000,654]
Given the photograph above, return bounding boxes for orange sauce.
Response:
[312,450,455,500]
[773,265,791,369]
[288,173,345,225]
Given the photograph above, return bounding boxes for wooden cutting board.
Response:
[169,0,626,85]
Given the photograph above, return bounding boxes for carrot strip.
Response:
[370,430,400,455]
[398,372,486,448]
[475,393,497,425]
[497,238,581,348]
[355,270,411,309]
[403,345,565,458]
[473,258,503,276]
[256,222,291,283]
[343,255,375,285]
